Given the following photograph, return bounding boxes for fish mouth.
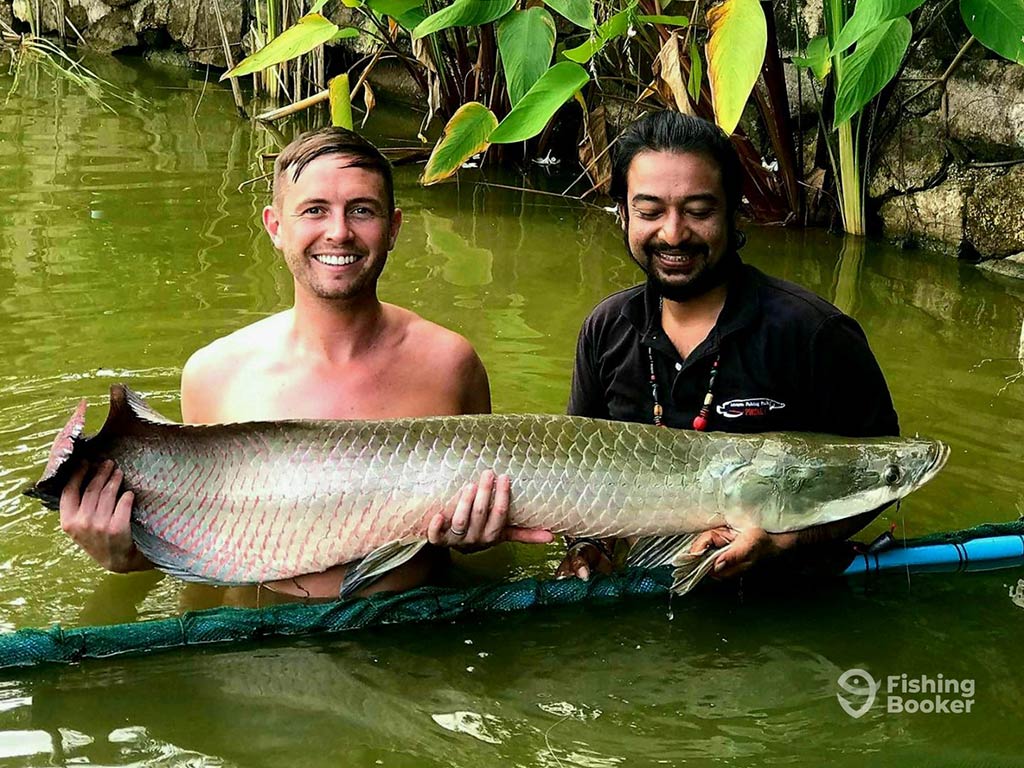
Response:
[915,440,950,489]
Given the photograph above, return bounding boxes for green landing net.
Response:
[1,520,1022,671]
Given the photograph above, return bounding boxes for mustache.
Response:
[644,243,710,258]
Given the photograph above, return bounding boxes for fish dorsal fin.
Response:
[97,384,178,440]
[121,384,178,425]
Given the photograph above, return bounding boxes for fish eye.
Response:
[883,464,903,485]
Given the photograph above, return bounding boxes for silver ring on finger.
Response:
[449,527,467,537]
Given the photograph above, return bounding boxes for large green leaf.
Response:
[543,0,595,29]
[367,0,427,29]
[413,0,516,39]
[705,0,767,135]
[222,13,339,80]
[832,0,925,55]
[422,102,499,185]
[561,3,635,63]
[961,0,1024,64]
[834,17,912,126]
[793,35,833,80]
[498,8,557,106]
[489,61,589,143]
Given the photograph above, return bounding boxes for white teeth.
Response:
[313,254,360,266]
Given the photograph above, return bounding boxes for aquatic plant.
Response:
[1,21,145,113]
[794,0,1024,236]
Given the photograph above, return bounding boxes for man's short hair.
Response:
[610,112,742,216]
[272,127,395,211]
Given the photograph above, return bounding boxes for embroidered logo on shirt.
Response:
[716,398,786,419]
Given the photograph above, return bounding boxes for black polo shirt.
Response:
[567,261,899,437]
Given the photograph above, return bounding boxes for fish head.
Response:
[749,435,950,532]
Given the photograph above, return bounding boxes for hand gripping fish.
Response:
[26,385,948,596]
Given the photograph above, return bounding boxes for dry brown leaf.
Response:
[578,105,612,195]
[654,31,695,116]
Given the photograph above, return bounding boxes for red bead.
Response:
[692,415,707,431]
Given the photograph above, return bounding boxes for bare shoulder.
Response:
[388,305,490,413]
[181,312,291,422]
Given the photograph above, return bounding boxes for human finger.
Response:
[59,463,90,528]
[80,460,116,516]
[426,512,447,545]
[97,468,125,521]
[504,527,554,544]
[480,473,510,543]
[448,483,474,542]
[554,552,589,581]
[465,470,495,542]
[110,490,134,533]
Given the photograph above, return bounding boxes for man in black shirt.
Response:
[557,112,898,582]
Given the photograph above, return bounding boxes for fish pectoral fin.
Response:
[339,539,429,599]
[670,542,732,596]
[626,534,703,570]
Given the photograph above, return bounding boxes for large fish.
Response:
[27,385,948,595]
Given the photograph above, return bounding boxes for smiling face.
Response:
[621,150,732,302]
[262,154,402,303]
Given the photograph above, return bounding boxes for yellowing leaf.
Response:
[705,0,767,135]
[422,102,498,185]
[222,13,339,80]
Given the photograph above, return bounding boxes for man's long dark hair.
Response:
[609,112,743,220]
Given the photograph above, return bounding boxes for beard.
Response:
[624,231,739,302]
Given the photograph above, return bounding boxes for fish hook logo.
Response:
[837,668,878,719]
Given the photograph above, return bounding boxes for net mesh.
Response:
[0,568,673,670]
[2,519,1022,670]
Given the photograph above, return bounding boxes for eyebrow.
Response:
[292,196,384,209]
[630,193,719,205]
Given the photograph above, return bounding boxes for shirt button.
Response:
[675,363,682,371]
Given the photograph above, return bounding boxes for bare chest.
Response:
[214,356,462,422]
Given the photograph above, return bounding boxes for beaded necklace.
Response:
[647,297,721,431]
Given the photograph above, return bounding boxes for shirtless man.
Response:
[60,127,552,597]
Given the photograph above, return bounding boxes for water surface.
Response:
[1,56,1023,766]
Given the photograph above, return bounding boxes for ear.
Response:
[387,207,403,251]
[617,203,628,232]
[262,205,282,248]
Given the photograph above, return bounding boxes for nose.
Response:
[658,209,691,247]
[325,210,352,243]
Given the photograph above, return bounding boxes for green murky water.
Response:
[1,56,1023,766]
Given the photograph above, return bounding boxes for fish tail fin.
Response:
[23,398,89,509]
[24,384,176,510]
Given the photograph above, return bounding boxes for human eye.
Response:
[300,205,326,217]
[348,205,381,220]
[685,206,716,219]
[633,207,662,221]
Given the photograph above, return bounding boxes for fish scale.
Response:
[26,384,949,590]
